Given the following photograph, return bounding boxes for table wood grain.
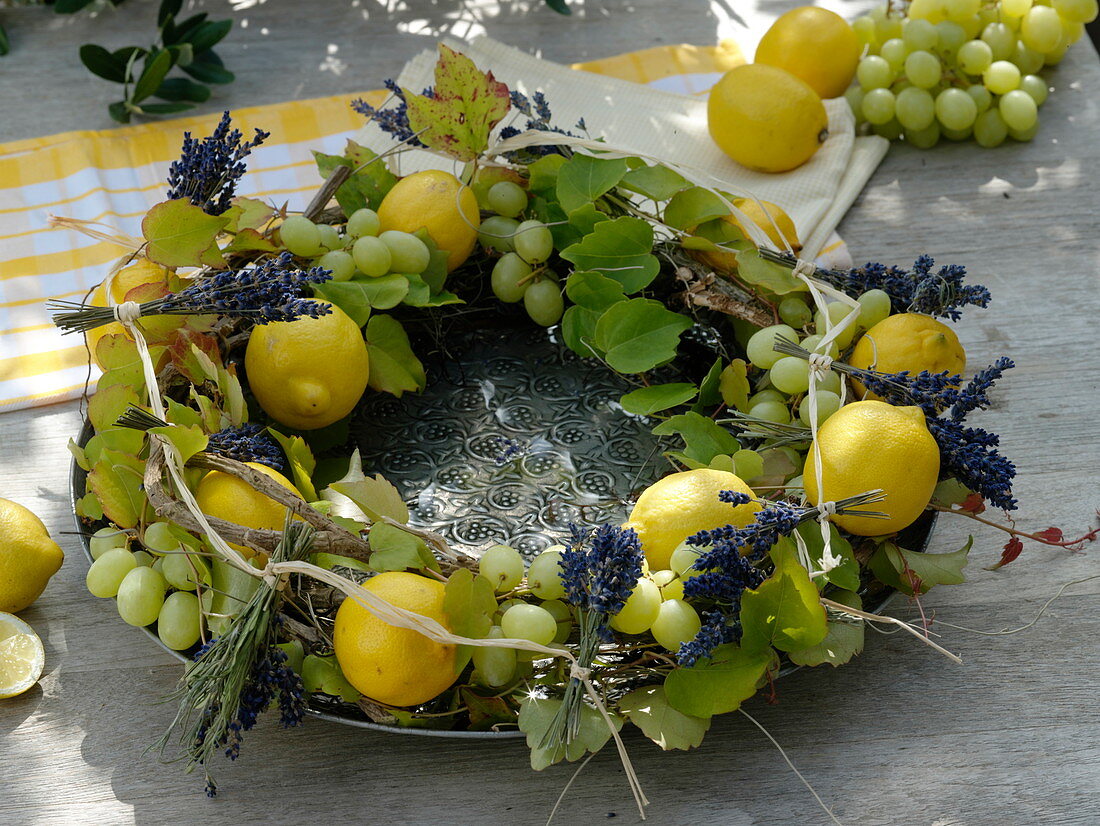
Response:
[2,1,1099,824]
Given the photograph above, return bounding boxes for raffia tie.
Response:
[112,301,142,325]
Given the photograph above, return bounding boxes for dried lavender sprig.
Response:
[720,410,813,447]
[167,111,270,216]
[207,424,286,473]
[351,80,429,147]
[114,405,169,431]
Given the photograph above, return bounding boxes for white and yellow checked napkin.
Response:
[0,39,885,414]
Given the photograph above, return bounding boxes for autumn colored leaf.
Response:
[987,536,1024,570]
[1035,527,1064,543]
[142,198,228,269]
[960,493,986,514]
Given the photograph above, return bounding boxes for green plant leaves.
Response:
[560,270,625,357]
[80,44,128,82]
[518,697,623,770]
[619,383,698,416]
[740,544,828,653]
[133,49,174,103]
[266,429,318,501]
[142,198,228,268]
[364,315,427,398]
[443,568,497,673]
[619,164,688,202]
[663,644,773,718]
[560,217,660,294]
[331,473,409,524]
[593,298,692,373]
[869,538,971,596]
[795,521,860,592]
[556,154,629,215]
[88,456,146,529]
[787,589,865,668]
[313,140,397,215]
[149,423,208,465]
[367,522,436,573]
[733,244,807,295]
[663,187,730,230]
[652,411,739,466]
[619,685,710,750]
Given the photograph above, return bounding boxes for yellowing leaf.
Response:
[142,198,228,268]
[331,473,409,524]
[740,543,828,653]
[619,685,710,750]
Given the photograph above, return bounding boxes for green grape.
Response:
[896,87,936,130]
[978,6,1001,28]
[943,0,980,21]
[844,86,866,121]
[936,20,968,54]
[1003,0,1034,16]
[1020,5,1063,51]
[873,119,904,140]
[935,87,979,130]
[487,181,528,218]
[650,569,685,602]
[1042,40,1070,65]
[747,390,784,410]
[116,566,168,627]
[478,215,520,252]
[999,89,1039,130]
[908,0,942,21]
[749,399,792,424]
[861,88,897,125]
[904,50,942,89]
[814,302,859,348]
[352,235,392,277]
[984,60,1022,94]
[974,108,1010,147]
[746,324,800,369]
[501,603,557,646]
[346,208,381,238]
[818,370,842,395]
[1054,0,1098,20]
[799,334,840,360]
[490,253,533,303]
[966,84,993,113]
[856,55,894,89]
[797,390,842,427]
[317,223,341,252]
[162,551,210,591]
[609,578,662,635]
[1019,74,1050,105]
[513,221,554,265]
[769,357,811,395]
[903,18,939,50]
[317,250,355,282]
[473,626,518,687]
[853,15,878,48]
[133,550,155,568]
[527,548,566,600]
[479,544,525,593]
[669,542,702,577]
[1063,19,1086,42]
[957,39,994,74]
[1012,40,1045,74]
[157,591,202,651]
[1008,120,1040,141]
[89,527,128,560]
[86,548,138,598]
[959,13,983,38]
[142,521,181,555]
[778,297,812,329]
[280,215,324,257]
[379,231,430,274]
[539,599,573,643]
[650,599,702,653]
[941,125,973,141]
[906,121,942,148]
[524,279,564,327]
[981,22,1017,59]
[857,289,892,329]
[877,11,904,40]
[880,38,910,70]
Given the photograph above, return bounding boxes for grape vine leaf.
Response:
[731,448,764,480]
[443,568,497,674]
[560,217,660,294]
[869,538,971,596]
[223,196,274,232]
[733,243,807,295]
[364,314,427,398]
[652,411,740,466]
[555,153,629,215]
[719,359,752,411]
[87,383,142,433]
[663,186,730,230]
[740,543,828,653]
[619,685,710,750]
[311,280,377,327]
[301,654,361,703]
[88,456,146,528]
[142,198,228,268]
[663,644,773,718]
[403,44,511,162]
[693,357,724,410]
[795,521,860,592]
[367,521,436,573]
[518,697,623,770]
[527,153,568,198]
[593,298,693,374]
[619,163,689,202]
[149,423,208,465]
[309,552,373,574]
[222,229,279,255]
[787,589,865,668]
[313,140,398,214]
[266,429,319,501]
[331,472,409,524]
[620,383,698,416]
[561,270,625,358]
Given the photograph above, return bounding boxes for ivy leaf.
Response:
[331,473,409,524]
[364,314,427,398]
[869,538,971,596]
[223,197,274,232]
[593,298,692,374]
[265,429,318,501]
[740,543,828,653]
[149,424,208,465]
[619,685,710,750]
[527,154,568,198]
[652,411,739,466]
[794,522,860,592]
[87,383,142,433]
[555,154,629,215]
[663,644,772,718]
[403,44,511,162]
[560,217,660,294]
[518,697,623,770]
[620,383,698,416]
[368,521,434,572]
[663,187,729,230]
[787,589,865,668]
[313,141,397,215]
[142,198,228,268]
[443,568,497,674]
[619,163,689,202]
[88,457,146,528]
[733,244,807,295]
[719,359,751,411]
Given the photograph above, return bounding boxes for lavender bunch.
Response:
[499,89,584,161]
[351,80,429,147]
[207,423,286,473]
[167,111,270,216]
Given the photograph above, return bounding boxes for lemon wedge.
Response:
[0,612,45,699]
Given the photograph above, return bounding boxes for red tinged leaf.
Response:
[1035,527,1064,543]
[987,536,1024,570]
[960,493,986,514]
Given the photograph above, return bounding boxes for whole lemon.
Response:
[707,63,828,173]
[624,469,760,571]
[755,7,862,99]
[849,313,966,400]
[690,198,801,273]
[194,462,301,557]
[333,572,458,707]
[804,400,939,536]
[244,300,369,430]
[377,170,480,272]
[85,259,171,368]
[0,498,64,614]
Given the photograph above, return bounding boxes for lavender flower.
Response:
[677,610,739,667]
[559,524,643,617]
[207,423,286,471]
[500,89,581,160]
[351,80,428,147]
[167,111,269,216]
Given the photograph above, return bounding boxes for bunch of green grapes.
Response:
[84,522,207,651]
[848,0,1095,147]
[477,181,564,328]
[280,210,433,281]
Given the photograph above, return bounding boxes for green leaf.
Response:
[164,12,207,45]
[787,589,865,667]
[560,217,660,294]
[593,298,692,374]
[266,429,318,501]
[555,154,629,215]
[368,522,434,572]
[88,458,145,528]
[527,154,568,197]
[311,280,377,327]
[222,228,278,255]
[619,163,689,202]
[664,644,772,718]
[619,685,710,750]
[794,522,860,592]
[149,424,208,464]
[694,357,724,411]
[565,270,625,311]
[153,77,210,102]
[142,198,228,268]
[561,307,602,358]
[719,359,752,411]
[733,244,807,295]
[663,187,729,230]
[181,49,234,84]
[620,383,698,416]
[0,24,9,57]
[403,43,511,162]
[652,411,739,466]
[186,19,232,52]
[157,0,183,26]
[740,543,828,653]
[132,49,174,103]
[76,491,104,521]
[869,538,971,596]
[731,448,764,480]
[223,197,274,232]
[87,383,142,432]
[443,568,497,673]
[364,315,427,398]
[301,654,361,703]
[68,438,90,472]
[80,44,127,83]
[164,398,203,429]
[309,552,372,574]
[138,102,195,115]
[566,202,609,238]
[518,697,622,770]
[54,0,97,13]
[544,0,572,14]
[331,473,409,524]
[313,141,398,215]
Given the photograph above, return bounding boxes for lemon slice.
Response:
[0,612,45,699]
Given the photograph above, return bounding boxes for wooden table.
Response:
[3,1,1099,824]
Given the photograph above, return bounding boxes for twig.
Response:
[820,597,963,664]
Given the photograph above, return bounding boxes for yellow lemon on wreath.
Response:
[377,170,480,272]
[690,198,801,273]
[194,463,301,557]
[85,259,172,368]
[755,7,862,100]
[0,612,45,699]
[244,299,369,430]
[333,572,458,707]
[624,469,760,571]
[707,63,828,173]
[804,400,939,536]
[849,313,966,400]
[0,498,64,614]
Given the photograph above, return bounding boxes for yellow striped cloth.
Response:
[0,40,844,413]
